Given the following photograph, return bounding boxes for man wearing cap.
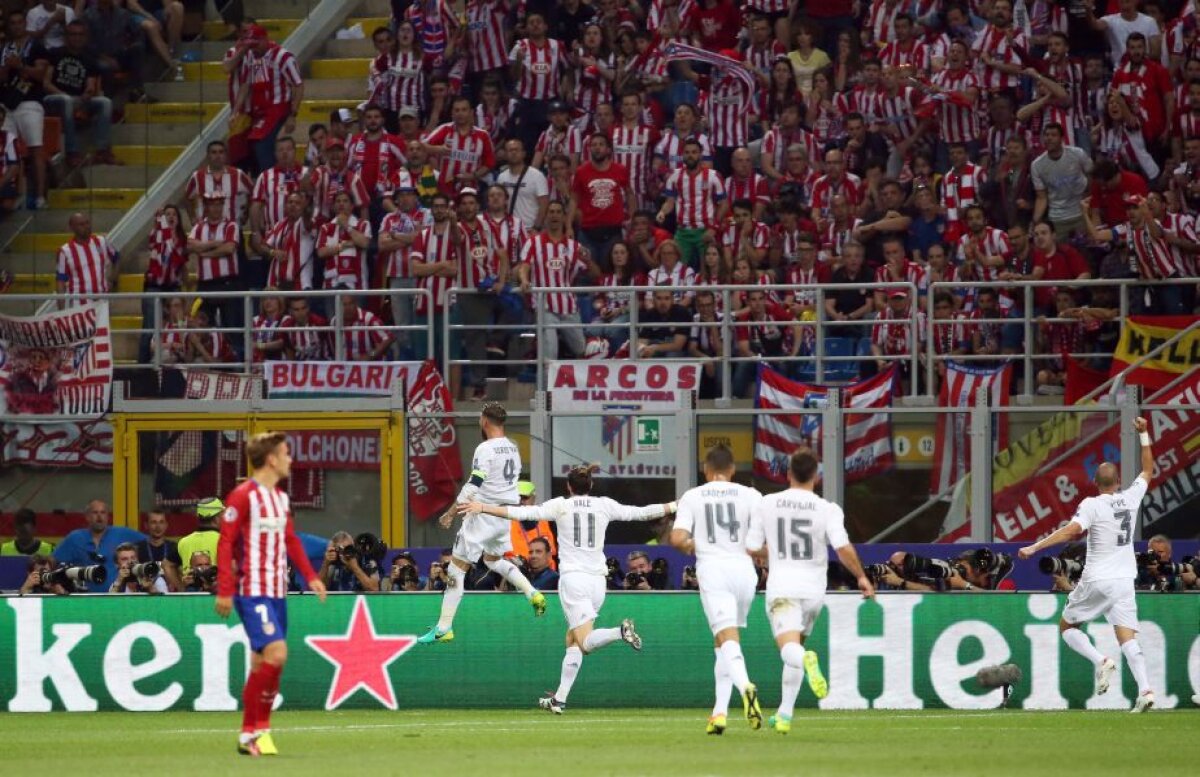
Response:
[396,106,422,144]
[380,169,432,357]
[1082,193,1189,314]
[531,101,584,172]
[232,24,304,176]
[177,497,224,576]
[569,132,632,272]
[0,508,54,556]
[188,189,241,332]
[185,140,252,225]
[309,137,369,224]
[870,288,927,385]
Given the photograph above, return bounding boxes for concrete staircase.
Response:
[0,0,386,362]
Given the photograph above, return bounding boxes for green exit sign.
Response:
[635,418,661,452]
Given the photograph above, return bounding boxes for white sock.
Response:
[719,640,751,694]
[486,557,535,598]
[1121,640,1151,695]
[582,627,621,652]
[780,642,805,669]
[712,648,732,717]
[436,563,466,631]
[555,646,583,702]
[1062,628,1105,667]
[779,664,804,719]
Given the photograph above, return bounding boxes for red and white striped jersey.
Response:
[144,226,186,288]
[663,167,727,229]
[720,222,770,261]
[317,215,373,289]
[700,73,754,148]
[834,84,883,127]
[598,271,646,315]
[1115,220,1182,279]
[185,166,253,223]
[942,163,983,228]
[223,45,247,108]
[744,0,788,13]
[464,0,509,73]
[381,208,432,279]
[1029,0,1069,40]
[535,124,585,165]
[285,313,331,361]
[782,262,833,308]
[876,87,923,145]
[880,38,930,73]
[610,123,659,204]
[459,215,500,289]
[874,260,929,295]
[476,98,517,143]
[867,0,906,44]
[1176,111,1200,141]
[423,122,496,192]
[871,305,927,355]
[932,312,969,355]
[724,172,771,211]
[216,477,317,599]
[368,50,425,112]
[189,219,240,281]
[520,232,588,315]
[573,50,615,117]
[819,218,861,262]
[407,0,453,68]
[337,308,390,359]
[654,131,713,170]
[265,217,316,289]
[251,314,294,363]
[745,40,787,81]
[509,37,567,100]
[56,235,117,298]
[929,67,981,143]
[245,44,302,109]
[761,126,821,175]
[985,125,1034,165]
[1044,57,1084,134]
[645,261,697,305]
[346,132,408,198]
[309,165,370,223]
[412,221,464,314]
[1095,123,1160,180]
[1161,212,1199,276]
[955,227,1012,281]
[971,24,1026,91]
[810,174,864,220]
[484,212,527,264]
[251,165,308,230]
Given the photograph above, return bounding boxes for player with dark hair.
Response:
[216,431,326,757]
[464,463,676,713]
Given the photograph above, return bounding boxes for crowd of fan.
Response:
[44,0,1200,399]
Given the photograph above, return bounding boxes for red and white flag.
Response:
[753,365,896,484]
[406,360,463,520]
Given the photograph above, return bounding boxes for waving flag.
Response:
[930,362,1013,505]
[753,365,897,484]
[661,41,757,94]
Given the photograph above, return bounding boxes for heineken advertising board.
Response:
[2,593,1197,712]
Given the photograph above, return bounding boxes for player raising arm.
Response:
[419,402,546,644]
[746,447,875,735]
[1018,416,1157,713]
[215,432,327,757]
[463,464,676,713]
[669,444,765,735]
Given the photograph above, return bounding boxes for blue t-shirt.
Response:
[53,526,146,592]
[907,214,946,260]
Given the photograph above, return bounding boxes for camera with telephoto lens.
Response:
[967,548,1015,586]
[355,532,388,564]
[646,558,669,589]
[397,565,419,587]
[865,563,892,583]
[40,564,107,588]
[129,561,160,580]
[1135,550,1159,568]
[193,565,218,587]
[1039,555,1084,580]
[902,554,956,580]
[337,544,358,563]
[624,572,645,588]
[1152,556,1198,577]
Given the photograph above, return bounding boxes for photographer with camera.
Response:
[182,551,218,593]
[682,565,699,591]
[1135,535,1193,592]
[623,550,655,590]
[109,542,168,593]
[387,552,424,592]
[18,554,69,595]
[320,531,381,592]
[426,559,449,591]
[885,549,1016,591]
[53,499,145,592]
[1038,543,1086,592]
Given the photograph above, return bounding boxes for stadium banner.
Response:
[1109,315,1200,392]
[289,430,380,471]
[548,361,696,479]
[264,361,422,398]
[931,362,1012,502]
[1,593,1196,712]
[0,301,112,417]
[753,364,896,484]
[0,421,114,468]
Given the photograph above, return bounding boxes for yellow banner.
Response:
[1112,317,1200,375]
[991,411,1085,493]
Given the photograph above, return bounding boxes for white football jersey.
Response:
[458,436,522,506]
[1074,476,1146,583]
[508,496,666,575]
[674,481,764,564]
[748,487,849,598]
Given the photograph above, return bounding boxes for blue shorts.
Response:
[234,596,288,652]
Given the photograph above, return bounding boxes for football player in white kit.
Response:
[419,403,546,644]
[1018,416,1157,712]
[669,444,767,735]
[747,447,875,734]
[464,463,677,713]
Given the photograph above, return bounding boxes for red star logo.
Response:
[304,597,416,710]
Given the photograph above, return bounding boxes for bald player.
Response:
[1018,416,1157,713]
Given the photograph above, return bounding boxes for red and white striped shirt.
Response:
[810,174,864,220]
[535,124,585,166]
[700,73,754,148]
[218,478,316,599]
[725,172,771,211]
[761,127,821,176]
[783,263,833,308]
[368,50,425,112]
[223,45,247,109]
[412,221,464,314]
[985,125,1034,166]
[189,219,240,281]
[346,132,408,198]
[874,261,929,295]
[573,49,615,117]
[381,208,432,279]
[245,44,302,109]
[423,122,496,193]
[185,166,252,223]
[929,67,981,143]
[664,167,727,229]
[251,165,308,230]
[521,232,588,315]
[1160,212,1199,277]
[645,261,697,305]
[464,0,509,73]
[955,227,1012,281]
[459,215,500,289]
[819,218,860,262]
[745,40,787,81]
[484,212,527,264]
[285,314,331,361]
[877,87,923,146]
[56,234,117,299]
[971,24,1026,91]
[265,217,316,289]
[250,313,293,363]
[1115,220,1182,279]
[654,131,713,170]
[745,0,788,13]
[880,38,930,73]
[476,98,517,143]
[144,226,186,288]
[309,164,370,223]
[868,0,906,44]
[942,163,983,231]
[509,38,567,100]
[1044,57,1084,136]
[318,215,373,289]
[337,308,390,359]
[871,305,927,355]
[610,123,658,205]
[720,222,770,261]
[834,84,883,127]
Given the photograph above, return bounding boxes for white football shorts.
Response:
[766,595,824,638]
[452,512,512,562]
[559,571,607,631]
[697,559,757,635]
[1062,577,1139,630]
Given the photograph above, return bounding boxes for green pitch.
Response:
[3,708,1195,775]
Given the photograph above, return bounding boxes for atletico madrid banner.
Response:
[930,362,1013,503]
[753,364,896,484]
[0,301,112,417]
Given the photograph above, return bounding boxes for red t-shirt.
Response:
[571,161,630,230]
[686,0,742,50]
[1088,171,1148,228]
[1032,244,1091,308]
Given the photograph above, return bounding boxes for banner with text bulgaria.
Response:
[1,593,1195,711]
[547,361,698,478]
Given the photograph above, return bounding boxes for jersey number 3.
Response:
[1115,509,1132,546]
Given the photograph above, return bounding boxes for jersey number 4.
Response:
[1115,509,1132,546]
[704,502,740,543]
[502,458,517,485]
[777,518,814,561]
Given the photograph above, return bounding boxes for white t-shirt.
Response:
[1100,13,1159,68]
[509,495,665,576]
[674,481,763,564]
[495,165,549,231]
[458,436,522,506]
[1074,476,1147,583]
[27,4,74,51]
[748,487,849,599]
